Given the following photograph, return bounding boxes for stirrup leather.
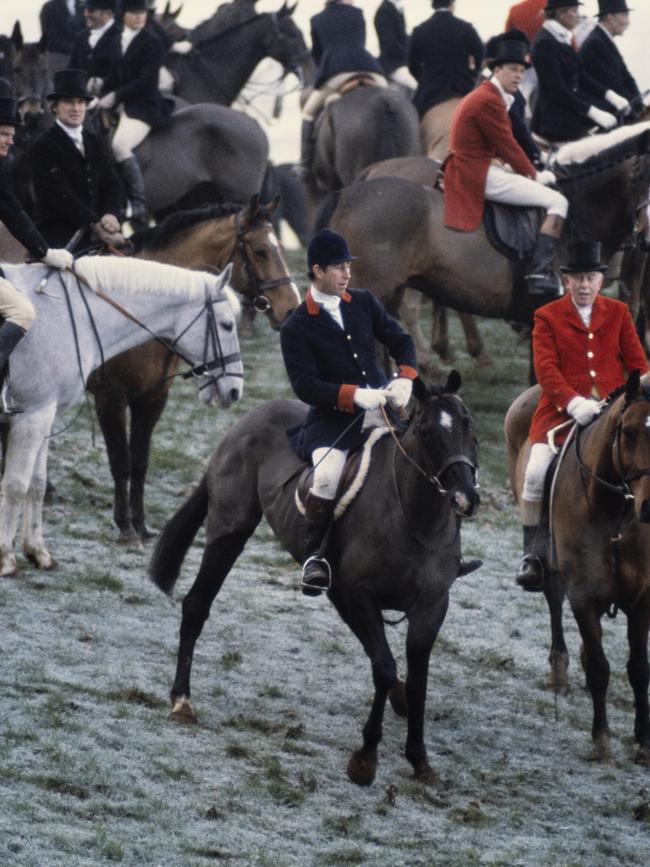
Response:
[301,555,332,591]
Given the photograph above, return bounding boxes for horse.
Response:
[505,372,650,765]
[87,197,299,541]
[419,97,461,161]
[321,125,650,331]
[149,370,479,785]
[155,0,310,106]
[0,257,242,578]
[312,85,421,192]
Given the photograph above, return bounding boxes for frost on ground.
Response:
[1,314,649,867]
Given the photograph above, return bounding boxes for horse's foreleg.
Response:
[404,594,449,785]
[399,290,439,377]
[21,432,56,570]
[170,530,254,724]
[626,611,650,764]
[93,388,131,539]
[544,575,570,695]
[458,313,492,367]
[128,391,169,540]
[430,303,452,363]
[571,600,612,762]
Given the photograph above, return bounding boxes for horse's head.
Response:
[0,34,16,85]
[13,31,49,120]
[412,370,480,517]
[262,3,310,77]
[613,370,650,523]
[155,2,188,42]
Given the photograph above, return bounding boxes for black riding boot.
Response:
[526,234,561,298]
[515,524,545,592]
[301,492,335,597]
[0,321,27,414]
[295,119,316,181]
[119,156,149,232]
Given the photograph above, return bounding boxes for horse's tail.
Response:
[313,188,343,231]
[149,475,209,595]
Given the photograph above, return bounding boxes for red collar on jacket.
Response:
[558,291,607,333]
[305,288,352,315]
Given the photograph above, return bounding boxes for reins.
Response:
[229,211,295,314]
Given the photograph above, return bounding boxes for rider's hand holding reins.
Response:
[587,106,617,130]
[536,170,557,187]
[42,248,74,269]
[353,387,390,411]
[567,396,601,426]
[385,377,413,409]
[605,90,631,115]
[171,40,193,55]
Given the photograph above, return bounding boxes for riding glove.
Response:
[535,170,556,187]
[605,90,630,114]
[97,92,116,110]
[385,377,413,409]
[42,248,74,269]
[353,387,389,411]
[171,40,193,54]
[587,106,617,130]
[567,396,600,426]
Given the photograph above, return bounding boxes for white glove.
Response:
[385,377,413,409]
[567,396,600,426]
[98,92,116,110]
[42,248,74,269]
[171,40,193,55]
[92,222,125,247]
[353,387,389,411]
[587,106,617,130]
[100,213,121,234]
[605,89,630,114]
[536,170,557,187]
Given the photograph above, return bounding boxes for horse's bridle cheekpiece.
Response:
[232,211,295,313]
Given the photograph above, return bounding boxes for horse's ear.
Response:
[11,21,23,51]
[445,369,462,394]
[287,2,298,16]
[163,1,170,15]
[172,4,183,20]
[412,377,428,404]
[277,1,289,16]
[265,195,280,213]
[247,193,261,222]
[625,369,642,405]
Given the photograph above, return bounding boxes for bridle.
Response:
[229,211,295,314]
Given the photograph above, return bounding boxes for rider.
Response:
[30,68,124,250]
[39,0,86,75]
[69,0,121,95]
[505,0,547,42]
[443,34,568,297]
[280,229,417,595]
[0,96,74,413]
[297,0,386,179]
[90,0,172,231]
[408,1,484,118]
[515,240,648,591]
[579,0,641,118]
[374,0,418,92]
[532,1,629,142]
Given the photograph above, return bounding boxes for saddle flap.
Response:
[483,201,545,262]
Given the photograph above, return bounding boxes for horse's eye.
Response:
[254,248,269,260]
[221,321,234,332]
[622,427,638,444]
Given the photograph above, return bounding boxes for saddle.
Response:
[483,202,545,262]
[294,427,389,521]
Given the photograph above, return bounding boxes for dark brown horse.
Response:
[505,372,650,764]
[149,372,480,785]
[87,197,299,541]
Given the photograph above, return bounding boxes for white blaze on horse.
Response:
[0,256,243,577]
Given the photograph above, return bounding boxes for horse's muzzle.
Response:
[452,489,480,518]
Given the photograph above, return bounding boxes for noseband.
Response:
[230,212,295,313]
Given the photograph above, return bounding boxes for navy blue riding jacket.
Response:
[280,287,417,459]
[310,4,383,89]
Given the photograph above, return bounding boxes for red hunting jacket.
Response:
[444,80,537,232]
[505,0,546,44]
[530,294,648,444]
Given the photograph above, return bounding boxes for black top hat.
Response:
[0,96,22,126]
[595,0,633,16]
[488,32,532,69]
[120,0,149,12]
[560,241,608,273]
[47,69,91,102]
[85,0,117,11]
[545,0,584,11]
[307,229,357,270]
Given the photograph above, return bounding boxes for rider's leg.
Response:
[0,278,36,414]
[516,442,556,591]
[112,111,151,232]
[297,88,327,180]
[484,164,568,297]
[302,446,348,596]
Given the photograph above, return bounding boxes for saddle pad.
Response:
[483,202,544,261]
[294,427,389,521]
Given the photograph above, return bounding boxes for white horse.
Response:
[0,256,243,577]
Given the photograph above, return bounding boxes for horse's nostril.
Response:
[229,388,240,403]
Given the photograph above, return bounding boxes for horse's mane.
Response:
[73,256,217,299]
[129,202,274,253]
[555,122,650,176]
[190,0,260,46]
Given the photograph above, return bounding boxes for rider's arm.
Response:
[0,173,48,261]
[366,290,417,378]
[30,138,101,229]
[532,309,579,412]
[112,35,164,106]
[533,39,592,116]
[483,94,537,179]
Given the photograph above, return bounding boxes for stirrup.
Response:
[0,382,23,415]
[301,555,332,596]
[515,554,544,592]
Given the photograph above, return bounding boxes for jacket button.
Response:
[587,351,594,358]
[346,334,351,340]
[590,370,596,377]
[353,353,358,358]
[588,333,594,340]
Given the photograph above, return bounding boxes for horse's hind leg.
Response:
[571,600,612,762]
[544,575,570,695]
[626,609,650,764]
[128,390,170,540]
[93,386,131,539]
[170,527,259,724]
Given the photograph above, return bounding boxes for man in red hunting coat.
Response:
[506,0,547,42]
[443,33,569,297]
[516,240,648,591]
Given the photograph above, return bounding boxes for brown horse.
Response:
[87,197,299,541]
[505,372,650,764]
[419,97,460,160]
[323,126,650,330]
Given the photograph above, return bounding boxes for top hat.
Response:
[307,229,357,270]
[0,96,21,126]
[595,0,632,16]
[488,31,532,69]
[85,0,117,11]
[47,69,91,101]
[545,0,583,10]
[560,241,608,273]
[120,0,149,11]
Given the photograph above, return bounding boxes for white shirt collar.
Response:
[543,19,574,46]
[66,0,76,15]
[56,119,84,145]
[121,26,142,53]
[311,285,341,309]
[597,23,616,43]
[572,298,593,326]
[89,18,115,49]
[490,75,515,111]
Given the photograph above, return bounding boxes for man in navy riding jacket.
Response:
[280,229,417,595]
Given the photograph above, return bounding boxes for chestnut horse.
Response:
[87,197,299,540]
[149,371,479,785]
[506,373,650,764]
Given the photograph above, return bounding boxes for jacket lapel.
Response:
[53,124,85,161]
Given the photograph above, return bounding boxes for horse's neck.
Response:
[196,25,266,103]
[576,408,623,508]
[136,221,234,271]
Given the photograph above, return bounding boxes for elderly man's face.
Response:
[563,271,604,307]
[608,12,630,36]
[0,124,15,157]
[556,6,581,30]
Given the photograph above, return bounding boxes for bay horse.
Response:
[149,371,480,786]
[323,124,650,330]
[87,197,299,541]
[505,372,650,765]
[419,97,461,161]
[0,258,242,578]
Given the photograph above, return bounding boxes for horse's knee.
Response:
[372,658,397,693]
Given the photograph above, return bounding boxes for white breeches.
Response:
[485,164,569,218]
[390,66,417,91]
[0,278,35,331]
[112,110,151,163]
[310,447,349,500]
[522,442,556,502]
[158,66,175,92]
[302,71,387,121]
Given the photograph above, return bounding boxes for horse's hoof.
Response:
[136,524,157,542]
[589,734,614,764]
[347,748,377,786]
[169,697,198,724]
[414,764,439,786]
[545,673,570,696]
[389,680,408,719]
[23,548,57,571]
[0,555,17,577]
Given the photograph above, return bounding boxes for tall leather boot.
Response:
[0,321,27,414]
[119,156,150,232]
[515,524,546,592]
[301,491,335,597]
[526,233,561,298]
[294,119,316,182]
